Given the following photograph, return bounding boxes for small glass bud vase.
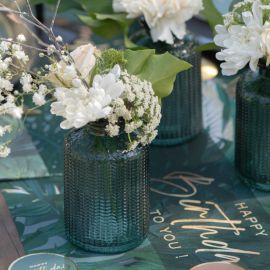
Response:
[235,68,270,191]
[64,123,149,253]
[131,29,202,145]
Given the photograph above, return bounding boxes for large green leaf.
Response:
[125,50,192,98]
[124,49,155,74]
[202,0,223,34]
[79,12,131,38]
[79,14,124,38]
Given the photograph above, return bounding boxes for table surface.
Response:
[0,75,270,270]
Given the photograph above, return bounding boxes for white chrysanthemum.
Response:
[113,0,203,44]
[50,65,124,129]
[214,0,267,75]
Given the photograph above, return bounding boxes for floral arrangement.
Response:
[214,0,270,75]
[0,0,191,157]
[79,0,203,46]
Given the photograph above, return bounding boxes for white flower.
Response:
[56,36,63,42]
[108,70,161,150]
[0,41,11,52]
[113,0,203,44]
[106,124,120,137]
[47,45,56,55]
[8,106,23,119]
[47,44,97,87]
[62,65,77,82]
[14,50,29,62]
[0,78,13,91]
[38,84,47,94]
[20,73,33,93]
[0,145,11,158]
[214,0,266,75]
[70,43,97,79]
[50,65,124,129]
[261,24,270,65]
[17,34,26,42]
[33,92,46,106]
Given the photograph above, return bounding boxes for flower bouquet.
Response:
[79,0,204,145]
[214,0,270,190]
[0,0,191,252]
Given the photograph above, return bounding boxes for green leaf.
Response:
[125,50,192,98]
[202,0,223,34]
[77,0,113,13]
[195,42,218,52]
[78,12,131,38]
[124,49,155,74]
[78,14,123,38]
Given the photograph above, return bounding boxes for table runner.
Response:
[2,76,269,269]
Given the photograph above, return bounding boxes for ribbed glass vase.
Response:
[235,68,270,191]
[64,123,150,253]
[131,29,202,145]
[155,40,202,145]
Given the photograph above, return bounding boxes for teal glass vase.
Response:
[131,29,202,145]
[64,123,150,253]
[235,68,270,191]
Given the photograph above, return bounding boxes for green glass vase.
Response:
[235,68,270,191]
[64,124,150,253]
[131,29,202,145]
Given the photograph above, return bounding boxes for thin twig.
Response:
[50,0,61,30]
[22,21,50,47]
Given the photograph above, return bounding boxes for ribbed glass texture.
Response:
[64,126,149,253]
[155,49,202,145]
[130,30,203,145]
[235,69,270,191]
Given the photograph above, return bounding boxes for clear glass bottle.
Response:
[64,123,150,253]
[235,68,270,191]
[131,27,202,145]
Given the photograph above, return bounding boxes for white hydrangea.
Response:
[214,0,270,75]
[113,0,203,44]
[50,65,124,129]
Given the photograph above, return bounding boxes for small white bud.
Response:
[17,34,26,42]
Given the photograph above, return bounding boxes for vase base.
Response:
[152,132,200,146]
[237,171,270,192]
[66,234,147,254]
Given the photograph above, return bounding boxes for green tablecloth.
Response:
[1,76,269,270]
